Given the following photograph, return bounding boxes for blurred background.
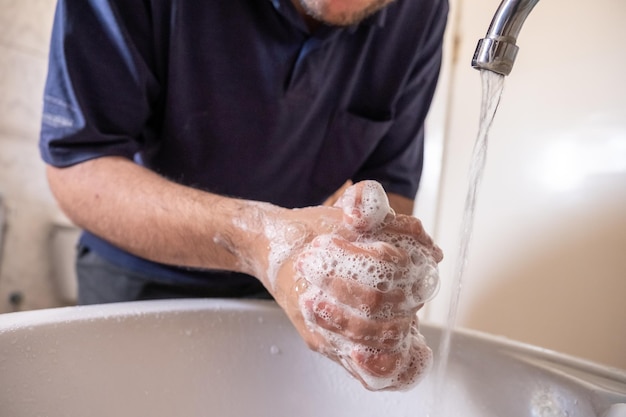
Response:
[0,0,624,370]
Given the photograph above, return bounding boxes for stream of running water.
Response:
[429,69,506,416]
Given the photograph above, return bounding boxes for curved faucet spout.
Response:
[472,0,540,76]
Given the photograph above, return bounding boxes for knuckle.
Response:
[354,348,400,378]
[312,300,345,331]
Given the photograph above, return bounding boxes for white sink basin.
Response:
[1,299,624,417]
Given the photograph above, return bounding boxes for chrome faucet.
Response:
[472,0,540,76]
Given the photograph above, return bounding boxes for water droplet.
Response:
[270,345,281,355]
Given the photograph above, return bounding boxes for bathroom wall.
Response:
[0,0,624,370]
[0,0,75,313]
[421,0,626,370]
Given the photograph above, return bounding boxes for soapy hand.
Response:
[257,181,443,391]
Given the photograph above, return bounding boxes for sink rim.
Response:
[1,297,624,384]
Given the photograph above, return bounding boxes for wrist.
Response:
[223,200,285,288]
[228,201,333,297]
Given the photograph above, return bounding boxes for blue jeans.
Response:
[75,245,273,305]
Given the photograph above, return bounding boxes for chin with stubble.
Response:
[296,0,395,26]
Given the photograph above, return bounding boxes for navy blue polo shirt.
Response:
[40,0,448,292]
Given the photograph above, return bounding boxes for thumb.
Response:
[334,180,393,232]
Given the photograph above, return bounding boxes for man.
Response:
[40,0,447,391]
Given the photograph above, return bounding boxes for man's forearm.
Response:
[46,155,417,288]
[46,156,270,277]
[47,160,443,390]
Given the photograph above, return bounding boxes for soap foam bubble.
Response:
[263,220,308,290]
[297,263,436,390]
[319,317,434,391]
[297,234,439,314]
[233,180,439,390]
[336,181,392,232]
[294,180,440,390]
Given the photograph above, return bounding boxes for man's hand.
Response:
[251,181,443,391]
[47,158,441,391]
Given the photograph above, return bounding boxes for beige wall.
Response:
[422,0,626,370]
[0,0,68,313]
[0,0,624,370]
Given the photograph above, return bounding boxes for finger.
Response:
[382,216,444,263]
[393,335,433,389]
[296,235,419,311]
[350,347,403,379]
[299,234,410,276]
[335,180,393,232]
[323,275,406,318]
[303,297,412,350]
[297,234,438,310]
[348,321,433,390]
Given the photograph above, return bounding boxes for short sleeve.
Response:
[353,0,448,199]
[39,0,160,167]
